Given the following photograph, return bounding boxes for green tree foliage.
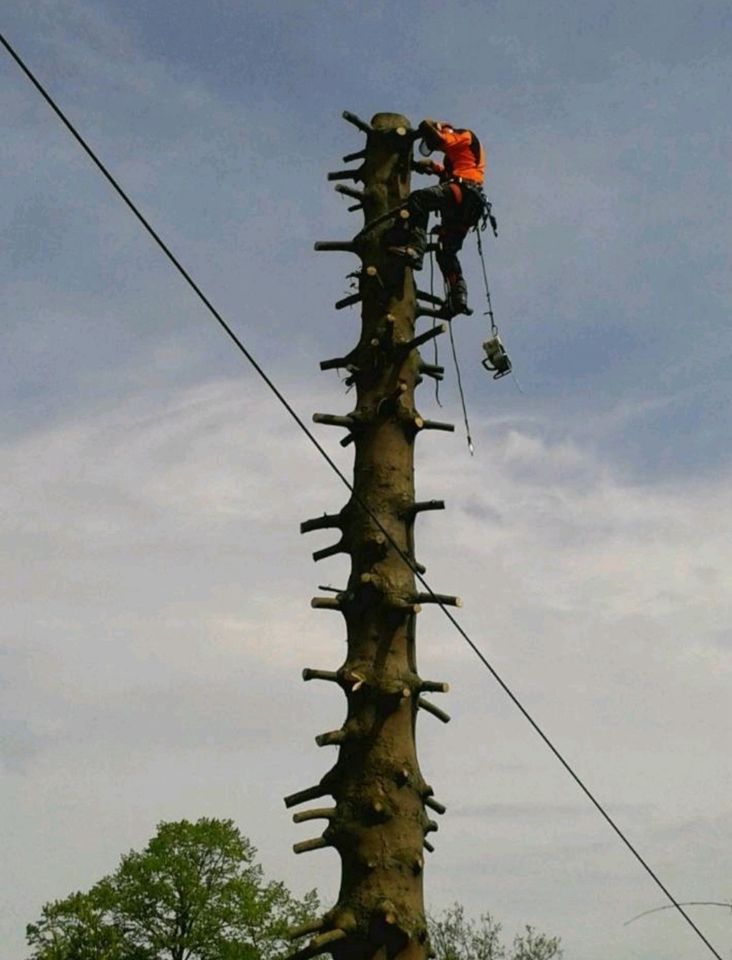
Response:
[428,904,562,960]
[26,886,125,960]
[26,819,318,960]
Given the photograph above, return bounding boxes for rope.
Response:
[3,33,724,960]
[448,321,474,456]
[428,244,441,406]
[476,227,498,335]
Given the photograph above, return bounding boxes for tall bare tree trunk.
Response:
[286,111,454,960]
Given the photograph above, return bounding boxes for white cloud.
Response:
[3,4,731,958]
[2,376,731,959]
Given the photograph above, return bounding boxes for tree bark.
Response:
[291,112,449,960]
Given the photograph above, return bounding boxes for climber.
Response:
[388,119,488,316]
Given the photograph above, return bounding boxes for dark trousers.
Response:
[406,181,484,295]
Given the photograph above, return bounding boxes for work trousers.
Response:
[406,181,485,290]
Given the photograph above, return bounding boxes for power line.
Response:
[625,902,732,928]
[1,32,723,960]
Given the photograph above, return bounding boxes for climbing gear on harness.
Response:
[418,138,434,157]
[483,199,498,238]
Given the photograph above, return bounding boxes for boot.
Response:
[446,276,472,316]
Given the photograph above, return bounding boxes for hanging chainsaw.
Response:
[476,204,512,380]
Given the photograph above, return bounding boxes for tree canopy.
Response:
[428,903,562,960]
[26,820,561,960]
[26,818,318,960]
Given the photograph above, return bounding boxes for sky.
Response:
[2,1,732,958]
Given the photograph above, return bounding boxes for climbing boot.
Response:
[446,278,473,316]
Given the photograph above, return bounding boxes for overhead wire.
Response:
[1,32,723,960]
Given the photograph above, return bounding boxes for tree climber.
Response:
[388,119,489,317]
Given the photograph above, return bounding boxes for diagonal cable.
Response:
[0,31,723,960]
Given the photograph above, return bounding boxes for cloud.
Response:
[3,4,731,958]
[2,375,730,960]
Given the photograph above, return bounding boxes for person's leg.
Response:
[387,183,455,269]
[436,228,470,314]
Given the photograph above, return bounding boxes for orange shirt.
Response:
[432,127,485,184]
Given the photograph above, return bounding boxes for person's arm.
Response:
[412,158,444,176]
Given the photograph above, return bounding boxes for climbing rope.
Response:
[430,225,472,451]
[428,244,442,407]
[476,226,498,338]
[448,317,475,456]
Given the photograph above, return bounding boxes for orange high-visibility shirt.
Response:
[432,127,485,184]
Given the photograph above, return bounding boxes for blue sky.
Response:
[2,3,732,959]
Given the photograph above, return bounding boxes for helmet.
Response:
[417,119,452,156]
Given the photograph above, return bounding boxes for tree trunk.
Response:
[289,112,450,960]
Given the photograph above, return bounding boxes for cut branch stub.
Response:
[413,592,462,607]
[335,292,362,310]
[302,668,339,684]
[312,413,357,430]
[315,727,348,747]
[417,419,455,433]
[415,289,444,306]
[417,697,451,724]
[424,796,447,816]
[342,109,372,134]
[292,807,336,824]
[293,836,331,855]
[403,500,446,519]
[401,323,447,353]
[314,240,357,253]
[335,183,365,202]
[284,783,331,809]
[312,540,348,562]
[300,512,342,534]
[418,361,445,380]
[287,917,324,942]
[311,595,345,611]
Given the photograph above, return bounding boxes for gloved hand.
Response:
[412,159,436,175]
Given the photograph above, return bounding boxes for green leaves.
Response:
[26,820,560,960]
[26,819,319,960]
[26,888,126,960]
